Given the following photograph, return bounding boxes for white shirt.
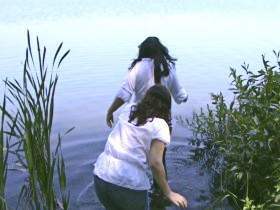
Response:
[94,104,170,190]
[116,58,187,104]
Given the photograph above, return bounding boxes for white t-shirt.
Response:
[94,104,170,190]
[116,58,187,104]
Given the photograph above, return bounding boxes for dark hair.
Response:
[129,85,171,126]
[129,37,177,84]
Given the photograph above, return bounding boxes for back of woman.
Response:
[95,103,170,190]
[125,58,155,103]
[107,36,187,128]
[95,85,187,210]
[115,37,187,105]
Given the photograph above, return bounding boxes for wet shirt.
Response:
[116,58,187,104]
[94,105,170,190]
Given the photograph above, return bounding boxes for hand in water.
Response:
[166,191,187,208]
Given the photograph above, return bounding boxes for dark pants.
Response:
[94,175,149,210]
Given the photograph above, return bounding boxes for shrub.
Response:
[185,52,280,209]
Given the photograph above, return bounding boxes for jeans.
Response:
[94,175,149,210]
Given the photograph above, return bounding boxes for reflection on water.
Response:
[1,1,280,138]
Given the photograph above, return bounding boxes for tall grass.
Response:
[184,52,280,209]
[1,30,71,209]
[0,94,8,210]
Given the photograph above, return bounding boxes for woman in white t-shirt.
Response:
[94,85,187,210]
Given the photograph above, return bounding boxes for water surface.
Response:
[1,1,280,209]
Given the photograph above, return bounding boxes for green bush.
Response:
[186,52,280,209]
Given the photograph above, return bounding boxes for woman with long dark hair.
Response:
[94,85,187,210]
[106,37,188,209]
[106,36,187,127]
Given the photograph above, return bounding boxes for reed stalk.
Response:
[3,30,71,210]
[0,95,8,210]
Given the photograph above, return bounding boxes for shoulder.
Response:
[151,118,170,145]
[130,58,154,79]
[141,58,153,62]
[138,58,154,68]
[152,117,168,128]
[129,59,151,74]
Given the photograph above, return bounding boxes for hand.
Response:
[106,111,114,128]
[166,191,187,208]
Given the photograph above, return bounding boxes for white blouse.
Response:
[94,104,170,190]
[116,58,187,104]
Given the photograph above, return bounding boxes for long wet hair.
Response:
[129,85,171,126]
[129,37,177,84]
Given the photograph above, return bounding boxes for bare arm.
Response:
[149,139,188,208]
[106,97,125,128]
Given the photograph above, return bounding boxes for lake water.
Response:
[1,1,280,209]
[1,0,280,138]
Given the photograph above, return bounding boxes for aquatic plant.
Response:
[1,30,71,210]
[184,52,280,209]
[0,94,8,210]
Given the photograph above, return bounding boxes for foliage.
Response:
[0,94,8,210]
[185,52,280,209]
[0,31,71,210]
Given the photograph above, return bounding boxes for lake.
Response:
[1,1,280,209]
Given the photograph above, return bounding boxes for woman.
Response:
[106,36,187,128]
[94,85,187,210]
[106,37,188,209]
